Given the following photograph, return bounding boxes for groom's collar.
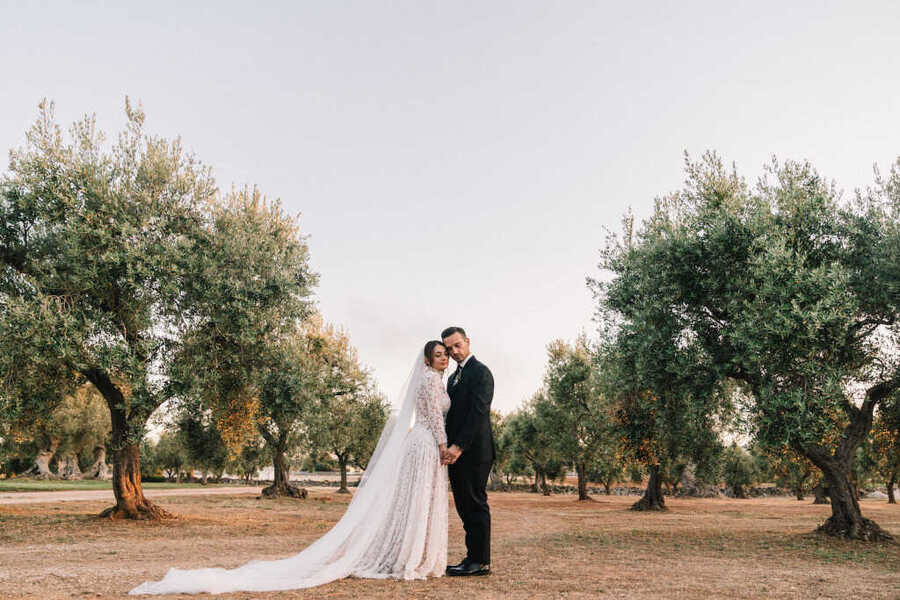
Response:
[458,354,474,369]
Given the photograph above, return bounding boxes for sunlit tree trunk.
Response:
[88,370,172,520]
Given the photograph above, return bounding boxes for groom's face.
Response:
[442,332,470,363]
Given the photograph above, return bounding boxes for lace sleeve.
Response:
[418,372,448,447]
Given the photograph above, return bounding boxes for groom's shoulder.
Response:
[471,357,493,378]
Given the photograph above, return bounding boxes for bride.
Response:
[130,341,452,595]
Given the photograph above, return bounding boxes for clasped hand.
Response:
[440,444,461,465]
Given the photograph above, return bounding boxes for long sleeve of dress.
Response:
[417,371,448,447]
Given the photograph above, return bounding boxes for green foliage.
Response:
[52,385,110,466]
[751,443,816,497]
[594,151,900,535]
[627,462,644,483]
[501,395,568,493]
[150,431,189,481]
[0,97,318,500]
[871,399,900,489]
[0,99,219,444]
[227,438,267,481]
[542,336,622,483]
[301,322,384,465]
[1,383,109,477]
[586,458,624,489]
[722,443,757,495]
[176,409,229,482]
[492,410,530,484]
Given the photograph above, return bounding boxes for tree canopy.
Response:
[0,99,317,518]
[593,152,900,539]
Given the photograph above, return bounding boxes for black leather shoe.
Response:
[446,558,469,574]
[447,561,490,576]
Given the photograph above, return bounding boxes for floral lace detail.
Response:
[416,367,450,446]
[350,366,448,579]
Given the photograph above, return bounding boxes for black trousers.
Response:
[448,458,492,564]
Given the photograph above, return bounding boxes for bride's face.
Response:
[428,345,450,371]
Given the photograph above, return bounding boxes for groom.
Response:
[440,326,495,577]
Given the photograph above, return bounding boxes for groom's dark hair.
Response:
[441,326,466,339]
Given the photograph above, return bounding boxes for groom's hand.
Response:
[445,444,462,465]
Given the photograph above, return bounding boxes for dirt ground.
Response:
[0,489,898,600]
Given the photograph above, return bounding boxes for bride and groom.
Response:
[130,326,495,595]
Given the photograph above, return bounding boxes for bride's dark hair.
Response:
[423,340,446,365]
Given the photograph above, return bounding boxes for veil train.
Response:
[129,353,426,595]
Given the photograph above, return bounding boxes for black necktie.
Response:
[452,366,463,387]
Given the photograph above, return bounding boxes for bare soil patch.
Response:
[0,490,897,599]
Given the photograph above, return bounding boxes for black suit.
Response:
[445,355,494,565]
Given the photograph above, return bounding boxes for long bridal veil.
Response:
[130,354,426,595]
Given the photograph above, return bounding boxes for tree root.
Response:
[98,499,175,520]
[816,516,895,542]
[631,496,667,511]
[261,483,308,499]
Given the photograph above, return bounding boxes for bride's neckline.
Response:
[425,365,444,375]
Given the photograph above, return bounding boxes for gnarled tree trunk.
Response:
[260,427,307,499]
[814,460,891,540]
[800,383,893,541]
[84,444,111,480]
[57,451,83,480]
[29,437,60,479]
[100,441,172,520]
[88,370,172,520]
[632,464,666,511]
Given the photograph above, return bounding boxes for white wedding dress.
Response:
[130,359,450,595]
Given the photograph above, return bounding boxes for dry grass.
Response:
[0,490,898,599]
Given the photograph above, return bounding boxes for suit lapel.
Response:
[451,356,476,390]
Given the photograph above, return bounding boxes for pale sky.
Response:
[2,1,899,414]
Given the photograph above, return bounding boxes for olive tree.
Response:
[0,100,315,519]
[721,443,757,499]
[542,336,620,500]
[595,152,900,539]
[871,400,899,503]
[593,283,729,511]
[502,396,567,495]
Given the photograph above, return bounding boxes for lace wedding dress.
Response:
[130,359,450,595]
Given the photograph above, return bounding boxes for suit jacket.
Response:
[445,355,495,463]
